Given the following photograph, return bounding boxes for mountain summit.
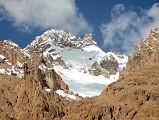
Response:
[25,29,127,97]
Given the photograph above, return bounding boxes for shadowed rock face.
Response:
[88,55,119,77]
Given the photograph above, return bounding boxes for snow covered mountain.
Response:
[1,27,158,120]
[0,30,128,98]
[25,29,128,97]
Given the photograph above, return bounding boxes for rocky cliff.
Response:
[0,40,29,76]
[124,28,159,75]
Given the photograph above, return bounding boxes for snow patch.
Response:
[44,87,52,92]
[0,54,6,59]
[16,61,23,67]
[56,90,77,100]
[0,68,5,74]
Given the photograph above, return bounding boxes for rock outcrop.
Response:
[100,54,119,75]
[88,61,109,77]
[0,40,27,76]
[0,40,28,65]
[23,51,69,93]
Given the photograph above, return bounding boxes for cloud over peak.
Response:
[0,0,92,34]
[101,3,159,53]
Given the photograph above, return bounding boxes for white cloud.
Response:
[101,3,159,53]
[0,0,92,34]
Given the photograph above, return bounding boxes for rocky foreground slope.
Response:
[0,75,69,120]
[1,62,159,120]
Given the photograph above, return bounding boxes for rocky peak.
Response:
[0,40,30,77]
[82,33,97,46]
[0,40,29,65]
[26,29,82,51]
[26,29,98,52]
[83,34,93,40]
[124,27,159,75]
[0,40,19,48]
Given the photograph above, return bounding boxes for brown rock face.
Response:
[0,56,9,70]
[52,69,69,93]
[0,40,28,76]
[45,69,69,92]
[88,61,110,77]
[0,75,69,120]
[100,55,119,75]
[23,51,69,92]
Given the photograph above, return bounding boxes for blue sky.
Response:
[0,0,159,53]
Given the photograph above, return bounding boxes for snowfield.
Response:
[54,66,119,97]
[0,68,5,74]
